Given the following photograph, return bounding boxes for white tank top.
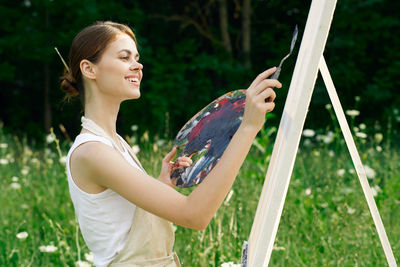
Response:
[66,133,143,267]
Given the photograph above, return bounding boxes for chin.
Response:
[128,90,141,100]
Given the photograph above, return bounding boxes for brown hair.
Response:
[60,21,137,105]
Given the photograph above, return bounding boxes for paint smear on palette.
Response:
[171,90,246,187]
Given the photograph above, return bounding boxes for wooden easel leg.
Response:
[319,56,397,267]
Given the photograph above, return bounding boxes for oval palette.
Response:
[171,90,246,187]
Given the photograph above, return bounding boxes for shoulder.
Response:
[70,140,124,192]
[71,141,118,173]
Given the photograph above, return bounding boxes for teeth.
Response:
[127,77,139,83]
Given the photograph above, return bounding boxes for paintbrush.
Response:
[271,25,298,80]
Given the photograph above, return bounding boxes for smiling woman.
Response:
[60,21,140,106]
[59,21,280,267]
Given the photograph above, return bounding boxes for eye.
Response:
[120,56,130,61]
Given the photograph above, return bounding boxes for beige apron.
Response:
[81,117,181,267]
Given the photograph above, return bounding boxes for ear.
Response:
[80,59,97,80]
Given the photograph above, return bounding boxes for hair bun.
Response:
[60,71,79,99]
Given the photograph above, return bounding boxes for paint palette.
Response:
[171,90,246,187]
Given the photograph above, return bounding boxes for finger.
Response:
[170,161,189,169]
[178,162,191,168]
[256,88,276,103]
[248,67,277,90]
[177,156,193,165]
[262,101,276,113]
[253,79,281,95]
[163,147,177,162]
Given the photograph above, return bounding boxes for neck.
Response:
[83,94,121,141]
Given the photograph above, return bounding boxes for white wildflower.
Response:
[355,132,367,139]
[0,143,8,148]
[21,204,29,209]
[39,244,58,253]
[59,156,67,164]
[24,147,33,156]
[353,127,359,132]
[46,158,54,165]
[16,232,28,240]
[46,134,56,144]
[23,0,31,8]
[130,125,138,132]
[31,158,40,164]
[318,131,334,144]
[75,261,92,267]
[84,252,94,262]
[349,169,355,174]
[364,165,376,179]
[325,103,332,110]
[374,133,383,143]
[305,188,312,195]
[376,146,382,152]
[340,187,353,194]
[221,262,241,267]
[355,96,361,102]
[156,139,166,147]
[329,151,335,157]
[347,207,356,214]
[346,110,360,117]
[320,202,329,208]
[313,150,320,156]
[302,129,315,137]
[12,176,19,182]
[371,185,382,197]
[273,245,286,251]
[132,145,140,154]
[0,158,9,165]
[337,169,345,176]
[359,123,366,130]
[21,166,29,175]
[10,182,21,190]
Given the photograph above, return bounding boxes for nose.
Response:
[130,60,143,71]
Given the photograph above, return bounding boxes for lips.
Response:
[125,75,140,85]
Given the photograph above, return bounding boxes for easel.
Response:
[244,0,397,266]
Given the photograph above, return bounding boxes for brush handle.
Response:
[265,67,281,102]
[270,67,281,80]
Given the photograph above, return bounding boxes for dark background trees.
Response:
[0,0,399,144]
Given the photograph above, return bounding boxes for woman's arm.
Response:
[184,67,281,228]
[71,67,281,230]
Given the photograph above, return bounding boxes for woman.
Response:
[61,21,281,267]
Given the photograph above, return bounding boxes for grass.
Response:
[0,123,399,266]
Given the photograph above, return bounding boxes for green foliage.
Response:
[0,116,399,266]
[0,0,399,143]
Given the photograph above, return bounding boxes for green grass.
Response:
[0,125,399,266]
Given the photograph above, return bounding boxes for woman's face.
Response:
[92,34,143,101]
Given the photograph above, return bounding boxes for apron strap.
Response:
[81,116,145,172]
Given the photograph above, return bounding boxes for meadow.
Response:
[0,115,399,266]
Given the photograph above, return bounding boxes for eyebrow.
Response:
[117,49,140,59]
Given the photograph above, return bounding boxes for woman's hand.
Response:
[158,147,193,188]
[242,67,282,132]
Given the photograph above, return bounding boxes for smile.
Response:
[125,77,140,84]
